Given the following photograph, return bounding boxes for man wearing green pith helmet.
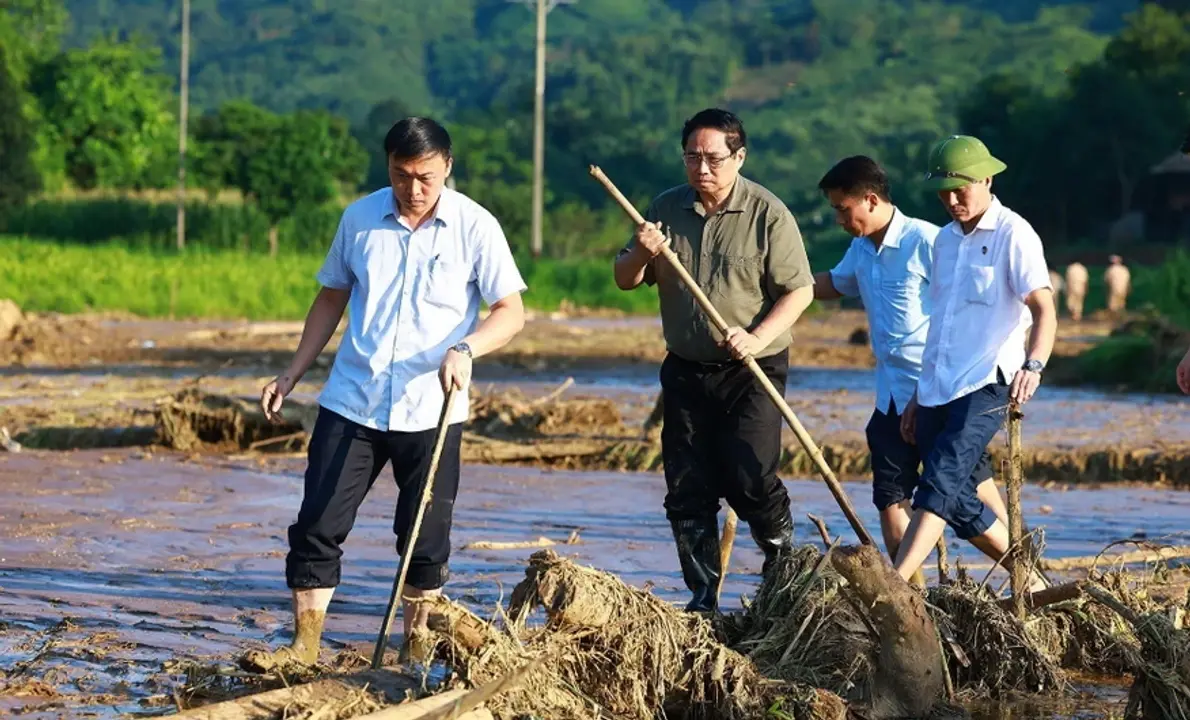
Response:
[894,135,1056,588]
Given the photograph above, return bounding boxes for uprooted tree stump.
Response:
[831,544,946,718]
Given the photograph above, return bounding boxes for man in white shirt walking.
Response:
[242,117,528,671]
[811,155,1007,563]
[896,135,1056,587]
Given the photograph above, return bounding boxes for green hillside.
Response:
[7,0,1182,251]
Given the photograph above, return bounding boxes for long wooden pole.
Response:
[589,165,875,547]
[1007,404,1027,621]
[371,386,459,669]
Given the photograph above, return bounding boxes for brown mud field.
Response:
[1,310,1188,718]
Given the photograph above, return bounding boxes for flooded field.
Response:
[1,311,1186,718]
[0,449,1172,717]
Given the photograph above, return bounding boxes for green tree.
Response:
[31,39,177,190]
[0,48,41,218]
[959,3,1190,242]
[0,0,66,82]
[195,102,367,255]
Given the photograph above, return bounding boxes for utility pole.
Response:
[175,0,191,251]
[510,0,574,258]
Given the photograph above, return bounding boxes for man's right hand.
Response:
[261,374,296,423]
[899,395,919,445]
[632,221,669,258]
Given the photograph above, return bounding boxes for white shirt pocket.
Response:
[965,265,997,306]
[423,259,472,308]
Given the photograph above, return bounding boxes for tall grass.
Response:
[0,237,659,320]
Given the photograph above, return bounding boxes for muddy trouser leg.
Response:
[716,350,793,579]
[386,423,464,592]
[660,353,723,612]
[287,408,391,590]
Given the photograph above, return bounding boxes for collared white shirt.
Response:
[829,208,938,415]
[916,197,1051,408]
[315,187,527,432]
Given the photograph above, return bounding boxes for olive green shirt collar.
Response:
[681,177,750,216]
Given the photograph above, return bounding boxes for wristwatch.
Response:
[451,341,473,358]
[1022,359,1044,374]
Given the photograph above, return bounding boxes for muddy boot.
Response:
[670,517,722,613]
[238,609,326,673]
[751,511,794,581]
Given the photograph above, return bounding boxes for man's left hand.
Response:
[1009,369,1041,405]
[439,348,472,393]
[721,327,763,361]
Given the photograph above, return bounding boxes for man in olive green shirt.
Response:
[614,108,815,612]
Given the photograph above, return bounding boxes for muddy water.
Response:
[2,450,1177,717]
[474,364,1190,447]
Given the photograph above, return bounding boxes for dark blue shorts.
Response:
[911,380,1009,539]
[866,400,993,512]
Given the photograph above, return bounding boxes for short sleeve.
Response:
[617,199,659,286]
[916,222,938,280]
[828,242,861,298]
[474,214,528,305]
[1006,222,1051,301]
[315,213,354,290]
[765,209,813,297]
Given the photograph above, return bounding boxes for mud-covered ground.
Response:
[0,309,1184,718]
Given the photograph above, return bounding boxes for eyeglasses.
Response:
[682,152,735,170]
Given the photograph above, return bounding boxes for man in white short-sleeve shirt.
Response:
[895,135,1056,586]
[243,117,527,672]
[810,155,1007,567]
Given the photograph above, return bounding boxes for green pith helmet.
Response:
[922,135,1007,191]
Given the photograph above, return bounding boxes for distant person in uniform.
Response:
[1104,255,1131,317]
[1064,262,1088,322]
[614,108,815,613]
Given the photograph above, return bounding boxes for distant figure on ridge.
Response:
[1104,255,1131,318]
[1064,262,1089,322]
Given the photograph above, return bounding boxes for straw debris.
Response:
[927,578,1066,696]
[469,384,622,438]
[427,549,846,720]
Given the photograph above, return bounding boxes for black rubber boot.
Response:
[750,511,795,580]
[670,517,722,613]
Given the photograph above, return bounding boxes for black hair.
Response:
[680,108,746,153]
[817,155,891,202]
[384,117,452,160]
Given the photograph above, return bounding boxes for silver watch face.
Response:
[1024,360,1044,372]
[455,342,472,357]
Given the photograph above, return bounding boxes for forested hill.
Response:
[65,0,1137,126]
[52,0,1190,244]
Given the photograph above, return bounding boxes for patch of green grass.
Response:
[0,237,660,320]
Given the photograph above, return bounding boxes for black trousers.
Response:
[286,407,463,591]
[659,350,792,536]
